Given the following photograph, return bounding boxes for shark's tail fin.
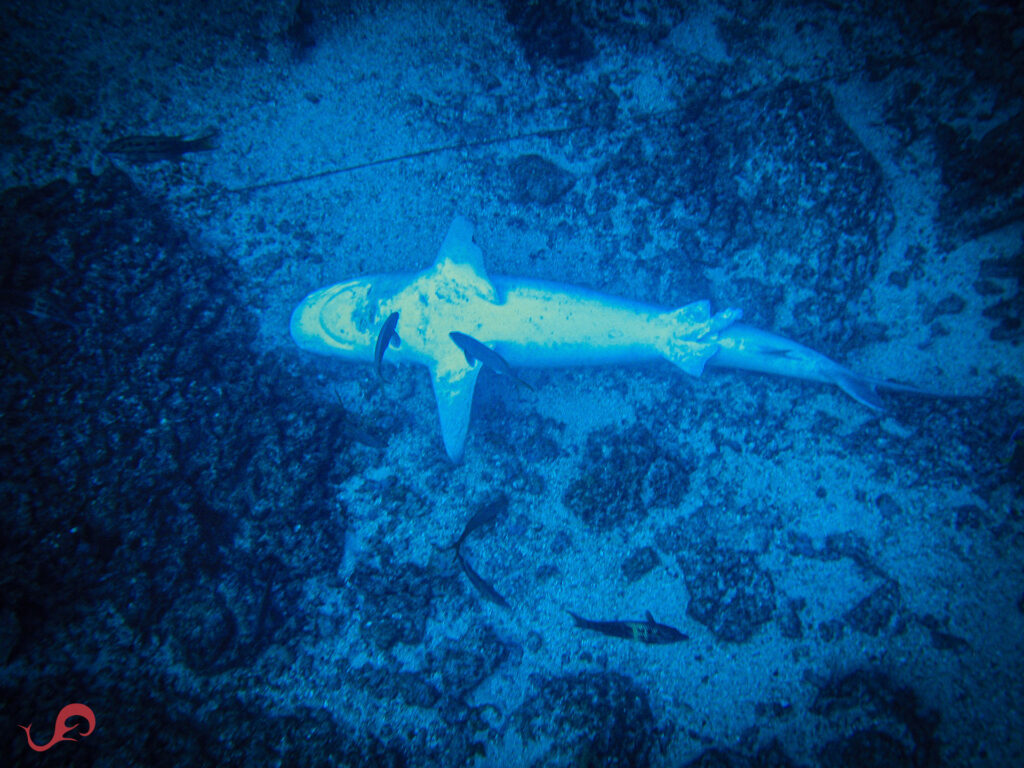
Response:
[706,323,962,410]
[833,368,963,410]
[657,301,742,377]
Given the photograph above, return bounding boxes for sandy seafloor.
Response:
[1,1,1023,766]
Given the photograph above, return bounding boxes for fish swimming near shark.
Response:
[456,550,510,609]
[449,331,534,391]
[374,311,401,380]
[290,216,945,462]
[455,494,508,550]
[568,610,688,644]
[103,129,220,164]
[441,496,510,609]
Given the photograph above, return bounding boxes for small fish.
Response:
[567,610,688,644]
[103,129,220,164]
[457,550,510,609]
[455,494,508,550]
[334,390,386,450]
[340,420,386,450]
[1000,423,1024,467]
[374,312,400,381]
[449,331,534,391]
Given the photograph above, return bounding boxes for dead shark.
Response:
[291,216,933,462]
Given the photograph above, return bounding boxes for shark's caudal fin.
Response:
[656,301,743,377]
[832,368,959,411]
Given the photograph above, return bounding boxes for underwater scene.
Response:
[2,1,1022,766]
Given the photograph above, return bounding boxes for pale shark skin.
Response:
[291,217,913,462]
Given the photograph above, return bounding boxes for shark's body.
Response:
[291,217,929,461]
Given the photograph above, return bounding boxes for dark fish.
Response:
[103,129,220,164]
[455,494,508,550]
[340,421,386,450]
[457,550,510,609]
[1000,422,1023,467]
[374,311,400,381]
[334,390,386,450]
[567,610,688,644]
[449,331,534,391]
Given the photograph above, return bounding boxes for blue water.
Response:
[1,1,1022,766]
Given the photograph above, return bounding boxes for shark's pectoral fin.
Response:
[430,360,482,462]
[658,301,743,377]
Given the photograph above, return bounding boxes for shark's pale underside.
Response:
[290,216,933,461]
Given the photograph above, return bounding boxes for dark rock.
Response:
[822,531,877,573]
[515,671,660,768]
[394,672,441,708]
[979,254,1024,281]
[844,580,901,636]
[564,424,694,529]
[818,619,844,642]
[166,588,239,674]
[427,625,518,698]
[682,747,753,767]
[286,0,317,58]
[875,493,902,520]
[887,269,910,288]
[810,668,941,767]
[509,154,576,205]
[622,546,661,583]
[682,548,775,642]
[352,561,433,651]
[681,738,797,767]
[754,738,798,767]
[602,79,892,350]
[352,664,441,709]
[503,0,595,68]
[778,598,805,640]
[982,287,1024,342]
[820,728,912,768]
[936,112,1024,243]
[655,516,691,555]
[954,503,985,530]
[923,292,967,323]
[525,630,543,653]
[0,168,356,672]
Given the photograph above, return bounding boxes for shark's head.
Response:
[290,277,381,360]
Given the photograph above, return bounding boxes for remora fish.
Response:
[455,494,508,550]
[449,331,535,391]
[568,610,688,644]
[456,550,510,609]
[103,129,220,163]
[374,311,400,380]
[290,216,951,462]
[446,495,510,608]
